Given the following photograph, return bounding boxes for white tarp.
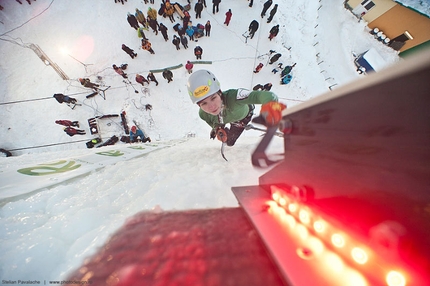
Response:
[357,48,390,73]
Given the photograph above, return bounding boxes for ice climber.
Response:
[187,70,286,147]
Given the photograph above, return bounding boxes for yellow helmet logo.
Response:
[193,85,210,98]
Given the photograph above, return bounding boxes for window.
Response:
[364,2,375,10]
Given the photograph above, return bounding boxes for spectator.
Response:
[64,127,86,136]
[185,60,194,74]
[267,4,278,23]
[136,74,150,86]
[130,126,151,143]
[147,72,159,86]
[205,20,211,37]
[253,63,264,73]
[162,69,173,83]
[194,45,203,60]
[224,9,232,26]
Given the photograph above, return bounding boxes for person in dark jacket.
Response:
[162,69,173,83]
[194,45,203,60]
[253,84,263,91]
[183,10,191,28]
[172,35,181,50]
[205,20,211,37]
[261,0,272,18]
[269,24,279,41]
[248,20,259,39]
[148,17,159,35]
[53,94,78,104]
[64,127,86,136]
[263,83,273,91]
[127,13,140,30]
[253,83,272,91]
[122,44,137,58]
[267,4,278,23]
[195,0,203,19]
[269,53,282,64]
[147,72,159,86]
[79,78,100,91]
[212,0,221,14]
[159,23,169,41]
[180,34,188,49]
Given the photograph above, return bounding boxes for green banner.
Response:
[17,160,81,176]
[96,150,124,156]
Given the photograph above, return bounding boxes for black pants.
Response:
[226,105,254,146]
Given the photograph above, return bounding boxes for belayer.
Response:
[53,93,77,104]
[79,78,100,91]
[187,70,286,146]
[129,126,151,143]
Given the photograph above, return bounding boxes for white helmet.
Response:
[187,70,221,104]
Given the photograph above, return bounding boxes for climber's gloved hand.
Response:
[211,127,228,142]
[260,102,287,126]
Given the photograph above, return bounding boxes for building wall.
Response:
[346,0,396,22]
[345,0,430,53]
[368,5,430,52]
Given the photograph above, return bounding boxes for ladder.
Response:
[28,43,70,80]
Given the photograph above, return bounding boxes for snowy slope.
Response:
[0,0,401,156]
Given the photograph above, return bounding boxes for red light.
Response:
[313,220,325,233]
[278,196,287,206]
[297,224,309,240]
[299,209,310,224]
[331,234,345,248]
[271,192,280,202]
[288,203,298,213]
[351,247,368,265]
[386,271,406,286]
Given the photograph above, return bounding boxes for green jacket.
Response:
[199,88,278,129]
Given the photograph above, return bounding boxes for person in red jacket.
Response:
[135,74,150,86]
[253,63,264,73]
[63,127,86,136]
[185,61,194,74]
[55,120,79,128]
[224,9,232,26]
[113,64,128,79]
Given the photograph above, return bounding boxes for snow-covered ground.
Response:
[0,0,426,282]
